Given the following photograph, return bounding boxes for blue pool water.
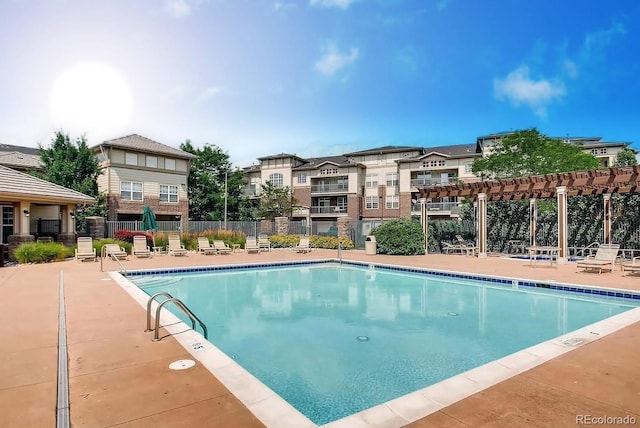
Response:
[130,263,639,425]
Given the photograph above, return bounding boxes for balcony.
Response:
[244,185,258,197]
[310,183,349,194]
[410,178,457,187]
[310,205,348,215]
[411,201,461,214]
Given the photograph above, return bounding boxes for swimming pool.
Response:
[122,261,640,426]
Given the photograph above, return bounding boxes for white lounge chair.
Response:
[132,235,152,258]
[293,237,311,253]
[213,240,233,255]
[456,235,478,256]
[103,244,128,260]
[622,257,640,276]
[168,235,188,257]
[245,236,260,254]
[75,237,96,262]
[258,234,271,252]
[197,237,216,255]
[576,243,620,274]
[441,241,463,254]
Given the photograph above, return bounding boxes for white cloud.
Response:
[563,60,578,79]
[493,66,566,117]
[315,44,359,76]
[309,0,357,10]
[274,1,298,11]
[581,23,626,61]
[198,86,221,101]
[165,0,191,18]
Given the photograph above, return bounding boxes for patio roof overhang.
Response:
[416,166,640,201]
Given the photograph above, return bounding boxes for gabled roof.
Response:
[293,155,362,171]
[0,143,39,155]
[398,144,479,163]
[0,165,95,204]
[0,151,41,169]
[257,153,304,161]
[93,134,196,159]
[342,145,422,156]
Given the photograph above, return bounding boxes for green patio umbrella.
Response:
[142,206,158,247]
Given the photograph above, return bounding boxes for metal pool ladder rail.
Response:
[145,292,208,342]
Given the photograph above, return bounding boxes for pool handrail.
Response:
[100,244,127,276]
[146,293,208,341]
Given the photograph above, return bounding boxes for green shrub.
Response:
[310,235,354,250]
[371,217,425,255]
[14,242,73,263]
[269,234,300,248]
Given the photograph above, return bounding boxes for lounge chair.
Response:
[103,244,128,260]
[197,237,217,255]
[213,240,233,255]
[75,237,96,262]
[576,243,620,274]
[455,235,478,256]
[132,235,152,258]
[258,234,271,252]
[441,241,463,254]
[168,235,188,257]
[622,257,640,276]
[245,236,260,254]
[293,237,311,253]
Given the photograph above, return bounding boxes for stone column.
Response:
[557,186,568,263]
[337,217,351,239]
[275,216,289,235]
[477,193,487,258]
[86,216,106,240]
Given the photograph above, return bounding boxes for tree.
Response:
[35,131,107,230]
[614,148,638,167]
[258,181,297,220]
[180,140,247,221]
[472,128,600,179]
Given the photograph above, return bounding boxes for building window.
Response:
[160,185,178,203]
[297,174,307,184]
[319,168,338,175]
[600,148,607,154]
[386,195,399,209]
[165,158,176,170]
[365,174,378,188]
[146,156,157,168]
[385,173,399,187]
[121,181,143,201]
[591,149,598,155]
[125,153,138,166]
[464,162,473,173]
[268,173,284,188]
[365,196,379,209]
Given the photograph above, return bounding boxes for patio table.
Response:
[526,246,558,268]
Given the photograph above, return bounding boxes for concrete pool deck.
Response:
[1,249,639,427]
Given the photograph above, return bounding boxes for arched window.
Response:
[268,173,284,188]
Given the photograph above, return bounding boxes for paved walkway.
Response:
[1,250,639,427]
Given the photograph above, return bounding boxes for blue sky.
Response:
[1,0,639,167]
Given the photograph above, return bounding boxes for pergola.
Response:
[417,165,640,261]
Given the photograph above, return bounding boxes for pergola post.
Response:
[477,193,487,258]
[529,198,537,247]
[603,193,612,245]
[420,198,428,253]
[557,186,568,263]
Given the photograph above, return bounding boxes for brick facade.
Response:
[107,196,188,222]
[293,187,311,208]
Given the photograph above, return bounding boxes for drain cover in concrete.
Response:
[169,359,196,370]
[562,338,585,346]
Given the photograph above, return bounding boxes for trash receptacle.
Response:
[365,235,377,255]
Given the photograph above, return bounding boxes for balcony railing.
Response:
[411,202,461,212]
[310,205,348,214]
[244,186,258,196]
[311,183,349,193]
[410,178,457,187]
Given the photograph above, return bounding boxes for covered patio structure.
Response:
[417,165,640,261]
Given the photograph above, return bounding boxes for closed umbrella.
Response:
[142,206,158,248]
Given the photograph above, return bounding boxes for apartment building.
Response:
[91,134,196,224]
[243,133,632,221]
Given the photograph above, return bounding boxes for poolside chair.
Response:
[576,243,620,274]
[441,241,463,255]
[258,233,271,252]
[167,235,188,257]
[622,257,640,277]
[245,236,260,254]
[103,244,128,260]
[75,237,96,262]
[213,240,233,255]
[293,237,311,253]
[197,237,216,255]
[455,235,478,256]
[132,235,152,258]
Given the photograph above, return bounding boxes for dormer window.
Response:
[320,167,338,175]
